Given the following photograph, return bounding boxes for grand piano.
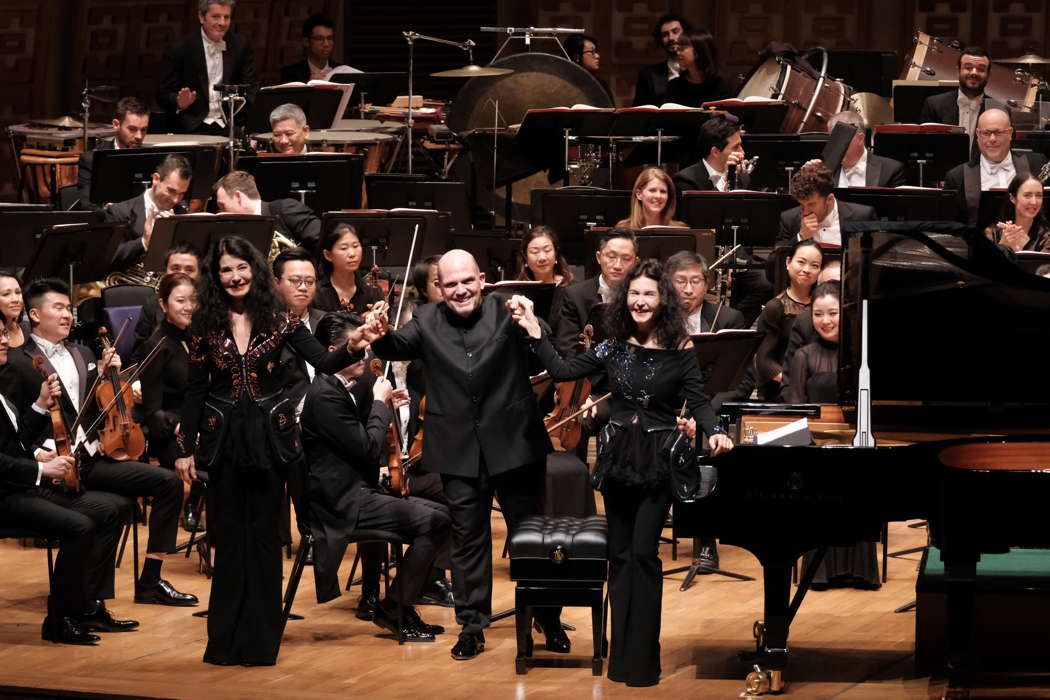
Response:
[674,222,1050,698]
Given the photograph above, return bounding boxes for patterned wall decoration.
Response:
[911,0,1047,57]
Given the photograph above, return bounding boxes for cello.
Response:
[31,357,80,490]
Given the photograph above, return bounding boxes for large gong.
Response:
[448,52,614,218]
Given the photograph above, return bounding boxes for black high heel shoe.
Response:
[196,539,213,579]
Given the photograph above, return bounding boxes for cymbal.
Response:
[851,92,893,127]
[997,52,1050,65]
[431,64,514,78]
[30,116,90,128]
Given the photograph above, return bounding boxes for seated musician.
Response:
[785,282,881,590]
[564,34,614,104]
[267,103,310,155]
[157,0,258,136]
[632,13,692,107]
[827,111,906,188]
[6,279,197,607]
[665,30,732,108]
[673,115,747,194]
[517,226,575,287]
[666,250,746,335]
[917,47,990,142]
[943,108,1047,225]
[410,255,443,303]
[617,168,686,229]
[776,161,875,247]
[984,174,1050,253]
[0,269,27,349]
[779,260,840,401]
[754,240,823,401]
[131,242,202,354]
[213,170,321,250]
[313,223,384,313]
[104,154,192,275]
[0,311,139,645]
[279,13,346,83]
[301,311,451,642]
[76,96,150,211]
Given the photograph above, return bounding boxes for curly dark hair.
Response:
[191,235,283,338]
[603,258,687,350]
[789,161,835,200]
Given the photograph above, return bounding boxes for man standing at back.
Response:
[632,14,693,106]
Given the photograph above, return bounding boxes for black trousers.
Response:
[0,487,125,615]
[355,489,450,607]
[441,459,549,636]
[83,456,182,556]
[603,481,673,686]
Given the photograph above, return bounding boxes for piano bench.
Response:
[508,515,609,676]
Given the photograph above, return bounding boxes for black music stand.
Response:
[1014,131,1050,161]
[365,177,472,234]
[743,135,828,192]
[454,231,521,281]
[142,215,276,269]
[248,87,344,133]
[609,108,714,168]
[872,131,969,187]
[582,229,715,278]
[890,81,956,124]
[238,154,365,212]
[531,187,632,263]
[679,191,796,247]
[6,211,104,267]
[701,101,787,133]
[834,187,958,222]
[822,122,858,173]
[482,282,557,321]
[516,108,617,175]
[23,222,124,290]
[91,147,218,205]
[320,212,436,273]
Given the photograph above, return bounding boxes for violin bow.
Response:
[545,391,612,435]
[79,337,167,438]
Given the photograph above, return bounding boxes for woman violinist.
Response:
[313,223,385,313]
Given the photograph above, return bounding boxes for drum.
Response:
[253,129,396,174]
[737,55,852,133]
[8,122,116,203]
[902,31,1039,108]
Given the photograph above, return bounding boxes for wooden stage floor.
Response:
[0,509,1047,699]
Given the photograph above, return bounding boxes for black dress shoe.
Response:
[371,601,435,642]
[42,616,100,645]
[416,577,455,607]
[356,589,378,621]
[697,541,720,572]
[533,619,571,653]
[404,606,444,635]
[77,601,139,632]
[135,578,198,606]
[450,632,485,660]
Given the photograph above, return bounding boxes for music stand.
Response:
[321,211,438,270]
[454,231,521,281]
[582,229,715,278]
[238,154,365,212]
[22,222,125,293]
[327,71,407,113]
[822,122,858,173]
[91,147,218,205]
[872,131,969,187]
[143,215,276,269]
[701,100,788,133]
[365,177,472,234]
[482,281,557,321]
[516,108,617,174]
[248,86,344,133]
[6,211,104,267]
[834,187,959,222]
[1014,130,1050,161]
[890,80,957,124]
[679,191,796,247]
[531,187,632,263]
[609,108,716,168]
[743,135,828,192]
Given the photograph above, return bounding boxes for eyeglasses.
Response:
[601,252,637,265]
[977,129,1011,138]
[310,35,335,43]
[283,277,316,289]
[582,49,599,55]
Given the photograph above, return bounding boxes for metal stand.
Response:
[218,86,248,170]
[664,540,756,590]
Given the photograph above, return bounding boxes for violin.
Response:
[31,356,80,491]
[403,394,425,470]
[370,358,409,497]
[95,327,146,461]
[545,323,596,450]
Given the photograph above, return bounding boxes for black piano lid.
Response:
[838,222,1050,424]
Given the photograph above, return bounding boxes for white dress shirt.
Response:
[597,275,615,304]
[812,203,842,246]
[666,58,681,82]
[957,89,982,139]
[202,29,226,126]
[30,335,96,456]
[703,158,727,191]
[838,149,868,188]
[392,361,411,452]
[980,153,1015,190]
[685,307,705,334]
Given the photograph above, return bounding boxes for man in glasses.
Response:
[279,13,346,83]
[942,107,1046,224]
[213,171,322,251]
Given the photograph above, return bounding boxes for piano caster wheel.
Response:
[742,666,784,697]
[753,620,766,650]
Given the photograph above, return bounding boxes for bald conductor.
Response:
[367,250,565,661]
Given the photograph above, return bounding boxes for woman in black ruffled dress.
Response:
[512,259,733,687]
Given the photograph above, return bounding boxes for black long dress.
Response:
[312,270,384,313]
[755,291,811,401]
[787,338,880,589]
[136,319,190,469]
[533,335,719,687]
[178,312,359,666]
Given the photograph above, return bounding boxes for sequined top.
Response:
[533,335,718,436]
[176,312,360,458]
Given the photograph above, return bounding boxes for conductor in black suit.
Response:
[157,0,258,135]
[632,14,692,107]
[279,13,345,84]
[776,161,876,247]
[917,47,990,142]
[213,170,322,251]
[104,154,192,274]
[826,111,906,188]
[76,96,150,211]
[368,250,566,661]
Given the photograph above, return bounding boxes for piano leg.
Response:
[943,559,979,698]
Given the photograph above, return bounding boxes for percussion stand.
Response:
[218,85,248,169]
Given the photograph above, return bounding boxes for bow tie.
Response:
[987,162,1009,175]
[39,342,68,359]
[207,40,226,55]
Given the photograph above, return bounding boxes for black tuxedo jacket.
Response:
[775,200,877,247]
[696,300,747,333]
[673,161,752,210]
[264,198,322,250]
[279,308,329,405]
[370,295,552,477]
[75,139,116,210]
[104,194,188,272]
[157,30,258,133]
[917,89,982,127]
[551,276,601,357]
[279,59,312,85]
[0,387,50,493]
[833,152,907,188]
[942,150,1045,224]
[632,61,673,107]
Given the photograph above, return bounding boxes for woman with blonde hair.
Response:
[617,168,686,229]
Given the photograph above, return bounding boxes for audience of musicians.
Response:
[267,103,311,155]
[618,167,686,228]
[213,170,321,250]
[279,13,343,84]
[943,107,1047,225]
[827,111,907,188]
[917,46,990,143]
[777,161,876,247]
[632,14,692,106]
[563,34,615,105]
[665,30,732,108]
[779,260,840,401]
[985,174,1050,252]
[157,0,258,135]
[76,96,151,211]
[313,223,385,312]
[516,226,575,288]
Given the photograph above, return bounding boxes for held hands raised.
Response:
[346,302,390,351]
[996,221,1030,252]
[506,295,541,339]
